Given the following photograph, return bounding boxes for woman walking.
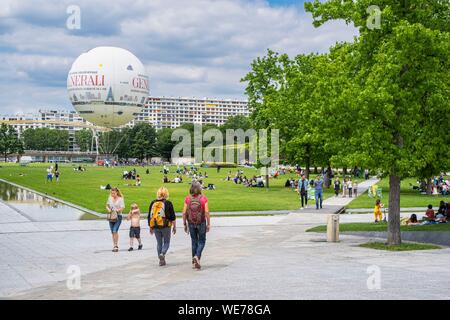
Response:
[183,182,211,270]
[106,187,125,252]
[148,187,177,266]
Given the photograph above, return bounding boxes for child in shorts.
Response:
[374,199,383,222]
[127,203,143,251]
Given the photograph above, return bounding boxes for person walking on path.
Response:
[297,174,309,209]
[182,182,211,270]
[342,178,348,197]
[46,166,53,182]
[314,175,324,210]
[353,180,358,197]
[333,177,341,197]
[348,179,353,198]
[148,187,177,266]
[106,187,125,252]
[127,203,143,251]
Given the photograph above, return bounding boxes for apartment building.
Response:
[132,96,249,129]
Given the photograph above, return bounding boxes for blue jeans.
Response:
[109,215,122,233]
[154,227,171,256]
[188,221,207,259]
[315,190,323,209]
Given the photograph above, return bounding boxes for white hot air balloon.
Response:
[67,46,149,128]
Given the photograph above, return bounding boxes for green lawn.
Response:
[359,241,441,251]
[0,163,334,213]
[347,177,449,209]
[306,222,450,233]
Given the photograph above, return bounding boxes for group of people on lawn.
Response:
[373,199,450,225]
[105,182,210,270]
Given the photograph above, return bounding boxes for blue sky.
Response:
[0,0,357,115]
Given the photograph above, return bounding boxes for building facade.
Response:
[1,110,91,151]
[132,96,249,129]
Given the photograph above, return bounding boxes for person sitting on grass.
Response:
[406,214,421,226]
[423,204,435,221]
[135,175,141,186]
[374,199,383,222]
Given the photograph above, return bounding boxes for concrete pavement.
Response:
[3,176,450,300]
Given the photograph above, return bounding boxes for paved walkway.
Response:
[3,176,450,300]
[4,212,449,300]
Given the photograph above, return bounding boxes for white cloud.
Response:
[0,0,358,114]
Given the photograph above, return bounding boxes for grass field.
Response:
[359,242,441,251]
[0,163,334,213]
[346,177,449,209]
[306,222,450,233]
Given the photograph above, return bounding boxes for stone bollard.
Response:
[327,214,340,242]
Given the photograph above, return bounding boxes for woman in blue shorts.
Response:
[106,187,125,252]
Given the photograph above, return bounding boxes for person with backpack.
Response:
[148,187,177,266]
[182,182,210,270]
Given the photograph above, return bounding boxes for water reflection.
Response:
[0,181,100,221]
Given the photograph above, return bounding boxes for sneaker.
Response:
[305,206,308,209]
[192,258,196,269]
[128,247,133,252]
[138,244,143,250]
[159,254,166,266]
[300,207,304,210]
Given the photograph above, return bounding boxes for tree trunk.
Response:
[426,178,432,195]
[265,165,269,188]
[387,174,402,245]
[343,166,347,175]
[324,164,332,188]
[305,145,311,179]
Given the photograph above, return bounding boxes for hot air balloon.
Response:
[67,46,149,128]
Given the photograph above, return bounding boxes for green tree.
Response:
[220,115,251,132]
[129,123,157,161]
[22,128,69,151]
[75,130,93,152]
[242,51,334,179]
[0,124,23,162]
[305,0,450,244]
[157,128,176,161]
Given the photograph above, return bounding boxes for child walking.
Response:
[374,199,383,222]
[127,203,143,251]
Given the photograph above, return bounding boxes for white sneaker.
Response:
[305,206,308,209]
[300,207,304,210]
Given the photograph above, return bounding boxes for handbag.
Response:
[107,209,118,222]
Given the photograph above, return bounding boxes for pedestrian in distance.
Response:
[297,174,309,210]
[314,175,324,210]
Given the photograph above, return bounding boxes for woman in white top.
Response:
[106,187,125,252]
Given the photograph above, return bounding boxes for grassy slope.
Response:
[347,177,449,209]
[0,163,334,213]
[307,222,450,233]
